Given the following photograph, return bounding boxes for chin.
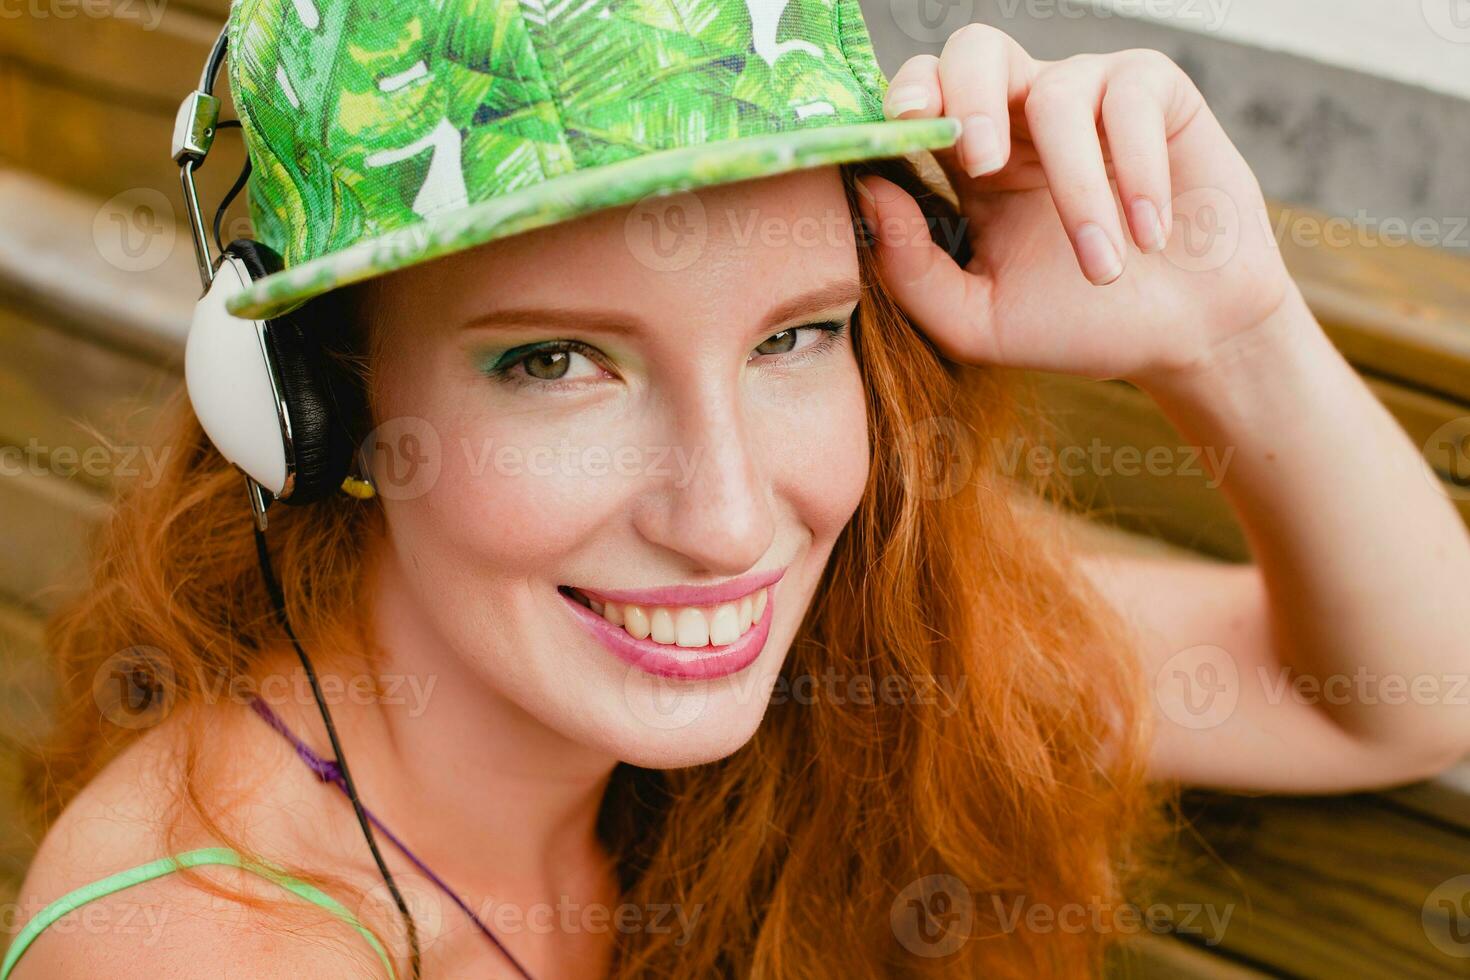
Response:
[551,644,790,771]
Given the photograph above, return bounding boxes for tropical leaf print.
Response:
[225,0,904,271]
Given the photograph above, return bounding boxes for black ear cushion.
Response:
[225,239,353,504]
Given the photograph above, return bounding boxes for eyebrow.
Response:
[459,277,862,334]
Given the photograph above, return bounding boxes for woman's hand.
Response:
[853,24,1291,385]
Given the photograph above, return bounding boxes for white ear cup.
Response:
[185,255,290,496]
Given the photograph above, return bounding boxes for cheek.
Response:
[400,406,638,574]
[760,361,870,542]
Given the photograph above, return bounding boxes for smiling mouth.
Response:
[557,584,771,648]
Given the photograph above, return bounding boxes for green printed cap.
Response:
[223,0,961,319]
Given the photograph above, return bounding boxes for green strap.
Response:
[0,846,397,980]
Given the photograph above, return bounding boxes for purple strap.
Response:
[247,695,534,978]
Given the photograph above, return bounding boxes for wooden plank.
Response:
[0,1,223,108]
[0,168,197,360]
[1155,791,1470,978]
[1028,373,1470,561]
[0,303,179,491]
[0,64,250,244]
[1107,932,1270,979]
[1272,202,1470,404]
[0,599,49,882]
[0,465,106,615]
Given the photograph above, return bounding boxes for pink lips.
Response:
[558,573,781,680]
[574,566,786,608]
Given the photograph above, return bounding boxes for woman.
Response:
[8,3,1469,978]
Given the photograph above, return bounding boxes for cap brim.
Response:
[225,116,961,320]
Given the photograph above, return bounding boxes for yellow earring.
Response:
[340,474,377,500]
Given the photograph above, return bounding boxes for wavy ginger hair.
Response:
[21,156,1164,977]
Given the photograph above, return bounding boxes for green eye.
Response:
[755,329,800,355]
[522,349,572,380]
[751,321,847,360]
[483,340,608,387]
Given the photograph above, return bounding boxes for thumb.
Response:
[855,174,995,364]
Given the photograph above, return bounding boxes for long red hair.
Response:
[21,156,1165,977]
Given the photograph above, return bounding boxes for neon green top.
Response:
[0,846,396,979]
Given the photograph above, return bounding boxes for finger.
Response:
[882,54,944,120]
[1100,52,1180,253]
[935,25,1030,179]
[1023,58,1127,285]
[853,174,996,364]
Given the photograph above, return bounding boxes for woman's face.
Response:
[364,165,871,768]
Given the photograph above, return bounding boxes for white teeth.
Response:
[674,608,709,647]
[579,586,772,649]
[650,608,676,644]
[709,603,741,644]
[624,604,650,639]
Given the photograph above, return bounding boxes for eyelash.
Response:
[484,319,850,391]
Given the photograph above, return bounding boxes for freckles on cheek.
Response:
[416,422,627,565]
[776,383,870,536]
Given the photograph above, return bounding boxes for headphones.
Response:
[173,27,364,530]
[171,27,424,979]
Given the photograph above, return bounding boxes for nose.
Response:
[632,388,775,576]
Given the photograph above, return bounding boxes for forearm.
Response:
[1135,281,1470,758]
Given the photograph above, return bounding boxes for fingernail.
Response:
[960,114,1004,177]
[885,86,930,117]
[1129,197,1166,253]
[1075,222,1123,284]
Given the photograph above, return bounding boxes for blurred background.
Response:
[1,1,1468,976]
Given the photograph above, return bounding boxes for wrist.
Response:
[1129,279,1329,413]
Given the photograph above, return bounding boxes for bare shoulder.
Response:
[10,706,391,979]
